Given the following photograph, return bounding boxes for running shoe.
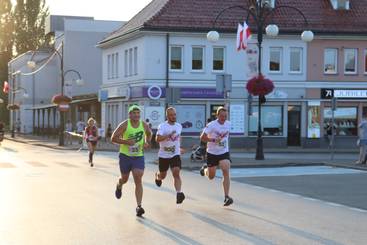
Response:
[223,196,233,206]
[199,164,207,176]
[90,162,94,167]
[155,172,162,187]
[176,192,185,204]
[115,183,122,199]
[136,206,145,217]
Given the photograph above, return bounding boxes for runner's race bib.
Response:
[129,143,140,154]
[163,145,176,153]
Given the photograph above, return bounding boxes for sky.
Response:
[13,0,153,21]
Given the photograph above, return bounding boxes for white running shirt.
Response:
[157,121,182,158]
[203,119,230,155]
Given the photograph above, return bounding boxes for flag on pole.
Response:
[236,22,251,51]
[2,81,9,94]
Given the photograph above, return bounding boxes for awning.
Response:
[31,104,56,110]
[70,98,97,104]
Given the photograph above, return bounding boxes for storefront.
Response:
[304,88,367,148]
[100,84,316,148]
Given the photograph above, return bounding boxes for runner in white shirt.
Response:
[155,107,185,204]
[200,106,233,206]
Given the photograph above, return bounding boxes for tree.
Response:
[0,0,13,125]
[13,0,49,55]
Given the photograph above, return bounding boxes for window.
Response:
[249,106,283,136]
[134,47,138,75]
[111,53,115,78]
[213,47,224,71]
[115,53,119,78]
[107,54,111,79]
[269,47,282,72]
[129,48,133,76]
[324,48,338,74]
[289,47,302,73]
[170,46,183,70]
[324,107,357,136]
[365,49,367,74]
[192,47,204,71]
[124,50,128,77]
[344,48,357,74]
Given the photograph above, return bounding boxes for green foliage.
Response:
[13,0,49,55]
[0,0,49,125]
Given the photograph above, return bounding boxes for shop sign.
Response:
[321,89,367,99]
[147,85,162,100]
[180,88,223,98]
[58,103,69,112]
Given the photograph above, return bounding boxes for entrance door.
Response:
[287,106,301,146]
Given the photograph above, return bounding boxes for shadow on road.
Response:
[225,208,343,245]
[186,210,273,245]
[137,217,203,245]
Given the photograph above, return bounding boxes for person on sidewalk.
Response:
[199,106,233,206]
[76,119,85,144]
[15,118,21,133]
[111,105,152,217]
[154,107,185,204]
[85,118,99,167]
[356,117,367,164]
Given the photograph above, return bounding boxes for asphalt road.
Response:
[1,141,367,245]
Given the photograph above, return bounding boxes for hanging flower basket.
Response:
[51,94,72,105]
[246,74,274,96]
[7,104,20,110]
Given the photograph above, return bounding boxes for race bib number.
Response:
[163,145,176,153]
[129,144,140,154]
[218,140,226,147]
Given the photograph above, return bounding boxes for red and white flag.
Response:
[236,22,251,51]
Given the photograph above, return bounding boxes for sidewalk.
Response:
[4,133,367,171]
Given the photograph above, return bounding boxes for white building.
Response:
[8,15,123,135]
[98,0,311,148]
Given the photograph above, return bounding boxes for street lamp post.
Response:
[8,71,29,138]
[207,0,314,160]
[27,42,68,146]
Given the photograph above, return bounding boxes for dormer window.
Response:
[257,0,275,8]
[330,0,350,10]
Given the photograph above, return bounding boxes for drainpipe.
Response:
[165,33,170,109]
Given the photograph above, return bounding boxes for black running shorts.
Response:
[158,155,182,172]
[207,152,230,167]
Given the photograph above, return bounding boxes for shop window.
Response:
[344,48,357,74]
[175,105,206,134]
[249,106,283,136]
[192,47,204,71]
[324,48,338,74]
[213,47,224,71]
[324,107,357,136]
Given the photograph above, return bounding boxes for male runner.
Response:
[155,107,185,204]
[111,105,152,217]
[199,106,233,206]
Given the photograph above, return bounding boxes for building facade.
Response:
[99,0,367,148]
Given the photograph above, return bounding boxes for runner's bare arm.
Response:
[111,121,134,145]
[156,132,172,142]
[200,131,216,143]
[143,122,152,143]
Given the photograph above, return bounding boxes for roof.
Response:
[100,0,367,45]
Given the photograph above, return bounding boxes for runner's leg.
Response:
[219,159,230,197]
[132,169,144,206]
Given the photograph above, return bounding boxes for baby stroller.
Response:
[190,143,207,162]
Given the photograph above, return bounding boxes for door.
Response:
[287,106,301,146]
